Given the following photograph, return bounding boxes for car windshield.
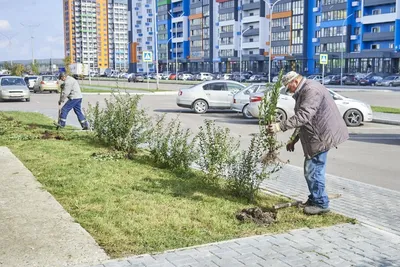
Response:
[43,76,57,81]
[384,76,397,81]
[28,77,37,80]
[1,78,26,86]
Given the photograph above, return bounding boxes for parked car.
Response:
[169,73,177,80]
[24,76,38,91]
[247,87,373,127]
[343,74,359,85]
[307,75,323,83]
[128,73,144,83]
[0,76,30,102]
[375,75,400,87]
[322,75,335,85]
[248,74,269,83]
[179,73,194,81]
[328,75,342,85]
[33,75,59,93]
[221,74,233,80]
[197,72,214,81]
[358,75,384,86]
[176,80,246,113]
[231,83,267,118]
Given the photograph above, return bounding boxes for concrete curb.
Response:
[83,91,177,96]
[372,118,400,126]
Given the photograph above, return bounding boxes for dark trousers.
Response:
[58,98,88,128]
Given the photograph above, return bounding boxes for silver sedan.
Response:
[231,83,267,118]
[176,80,246,113]
[0,76,30,102]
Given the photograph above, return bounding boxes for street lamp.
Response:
[166,36,173,77]
[168,11,184,81]
[153,0,160,90]
[239,27,251,82]
[263,0,283,83]
[341,13,354,86]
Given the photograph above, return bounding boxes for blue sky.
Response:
[0,0,64,61]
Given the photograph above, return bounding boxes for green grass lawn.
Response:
[81,86,157,93]
[372,106,400,114]
[0,111,354,258]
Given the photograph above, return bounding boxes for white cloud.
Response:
[0,20,11,31]
[0,39,9,48]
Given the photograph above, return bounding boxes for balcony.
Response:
[364,0,395,7]
[351,1,359,6]
[242,2,260,11]
[172,6,183,12]
[242,28,259,37]
[312,38,319,43]
[313,7,320,12]
[363,31,395,42]
[356,17,361,23]
[350,35,358,40]
[361,13,396,24]
[316,22,321,27]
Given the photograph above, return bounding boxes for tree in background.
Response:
[3,61,12,71]
[31,60,40,75]
[63,56,71,76]
[11,64,25,76]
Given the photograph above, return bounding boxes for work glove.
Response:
[286,141,296,152]
[267,123,281,134]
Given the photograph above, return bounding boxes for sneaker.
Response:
[54,122,63,130]
[304,205,330,215]
[82,126,89,131]
[302,199,314,207]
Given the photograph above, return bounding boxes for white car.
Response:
[247,87,373,127]
[307,75,323,84]
[197,72,214,81]
[0,76,30,102]
[176,81,246,113]
[24,76,38,90]
[231,83,267,118]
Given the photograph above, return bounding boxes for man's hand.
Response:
[267,123,281,134]
[58,100,62,106]
[286,141,296,152]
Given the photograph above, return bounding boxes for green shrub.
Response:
[196,120,240,183]
[226,135,268,201]
[149,115,196,171]
[86,92,150,156]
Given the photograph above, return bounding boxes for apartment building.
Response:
[108,0,129,71]
[157,0,172,72]
[308,0,400,75]
[216,0,240,73]
[128,0,157,73]
[187,0,218,73]
[170,0,190,72]
[63,0,129,73]
[240,0,269,73]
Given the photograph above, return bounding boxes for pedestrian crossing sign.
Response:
[143,51,153,62]
[320,54,328,65]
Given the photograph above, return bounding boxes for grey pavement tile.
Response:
[211,257,246,266]
[103,260,135,267]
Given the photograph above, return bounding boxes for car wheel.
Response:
[275,108,287,122]
[344,109,362,127]
[26,98,30,102]
[242,104,253,119]
[192,99,208,114]
[389,83,393,87]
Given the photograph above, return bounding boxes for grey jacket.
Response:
[60,76,83,103]
[279,79,349,159]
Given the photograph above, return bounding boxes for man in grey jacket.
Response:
[269,71,349,215]
[55,72,89,130]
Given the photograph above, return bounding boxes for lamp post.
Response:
[263,0,283,83]
[341,13,354,86]
[168,11,184,81]
[166,36,173,77]
[240,27,251,82]
[153,0,159,90]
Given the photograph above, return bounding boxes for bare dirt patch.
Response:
[236,207,277,225]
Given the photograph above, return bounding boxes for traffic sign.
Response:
[143,51,153,62]
[320,54,328,65]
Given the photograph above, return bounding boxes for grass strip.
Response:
[372,106,400,114]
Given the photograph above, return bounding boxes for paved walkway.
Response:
[0,147,109,267]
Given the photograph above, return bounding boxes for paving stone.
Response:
[103,261,133,267]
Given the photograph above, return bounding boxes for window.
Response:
[390,6,396,13]
[353,44,360,52]
[203,83,226,91]
[226,83,244,92]
[372,27,380,33]
[322,10,347,21]
[371,44,379,50]
[354,27,360,35]
[389,43,394,49]
[390,25,395,32]
[372,9,381,15]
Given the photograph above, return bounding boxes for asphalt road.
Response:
[1,93,400,192]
